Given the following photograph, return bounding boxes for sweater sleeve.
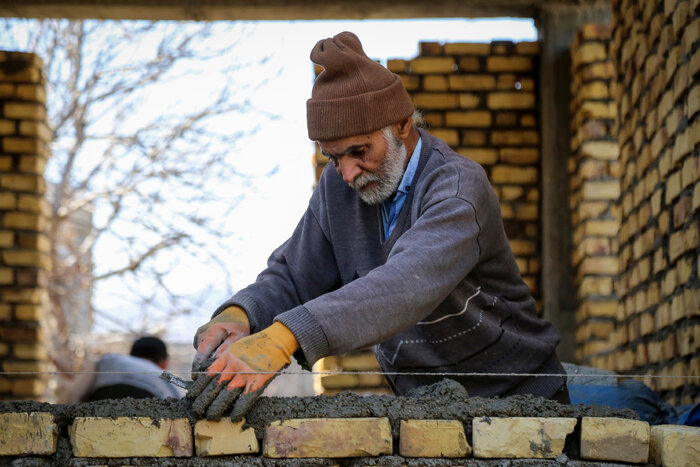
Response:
[214,188,341,338]
[276,176,488,366]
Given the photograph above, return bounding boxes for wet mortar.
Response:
[0,379,639,467]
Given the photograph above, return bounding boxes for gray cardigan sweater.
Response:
[217,129,565,398]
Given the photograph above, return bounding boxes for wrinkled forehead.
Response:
[318,132,378,156]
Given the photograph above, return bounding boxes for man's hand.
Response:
[190,322,299,421]
[192,306,250,377]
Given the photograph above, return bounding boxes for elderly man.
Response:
[191,31,568,420]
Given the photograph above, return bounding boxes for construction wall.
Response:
[569,26,621,365]
[604,0,699,405]
[0,52,51,401]
[2,396,696,465]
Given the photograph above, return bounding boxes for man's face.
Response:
[319,127,407,205]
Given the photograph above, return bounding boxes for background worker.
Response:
[62,335,183,402]
[191,31,569,420]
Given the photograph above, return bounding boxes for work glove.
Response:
[189,321,299,422]
[192,305,250,377]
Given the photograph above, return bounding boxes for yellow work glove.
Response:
[190,322,299,421]
[192,306,250,375]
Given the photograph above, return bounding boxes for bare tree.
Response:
[1,19,274,373]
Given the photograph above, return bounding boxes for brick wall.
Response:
[569,25,621,365]
[2,398,696,465]
[312,40,542,395]
[0,52,51,401]
[604,0,700,405]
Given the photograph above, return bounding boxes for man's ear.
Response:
[396,115,413,139]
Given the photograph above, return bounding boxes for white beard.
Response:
[349,128,407,205]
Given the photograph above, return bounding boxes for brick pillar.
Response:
[610,0,699,405]
[0,52,51,400]
[569,25,620,368]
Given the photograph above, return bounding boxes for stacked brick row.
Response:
[313,41,542,396]
[606,0,700,405]
[569,25,621,365]
[0,52,51,400]
[3,410,697,465]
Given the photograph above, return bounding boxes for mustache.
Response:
[349,172,381,191]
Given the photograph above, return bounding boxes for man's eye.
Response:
[350,149,365,158]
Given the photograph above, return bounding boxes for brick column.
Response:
[569,25,620,367]
[0,52,51,400]
[609,0,699,405]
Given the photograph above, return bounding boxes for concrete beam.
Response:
[536,4,610,363]
[0,0,605,21]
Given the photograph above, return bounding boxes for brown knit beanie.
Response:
[307,31,415,141]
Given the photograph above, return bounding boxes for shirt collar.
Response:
[396,137,422,196]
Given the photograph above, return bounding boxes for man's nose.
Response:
[337,157,362,183]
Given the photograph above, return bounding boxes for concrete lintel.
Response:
[536,4,611,363]
[0,0,605,21]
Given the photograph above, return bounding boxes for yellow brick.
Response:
[487,56,532,72]
[581,257,618,275]
[70,417,193,457]
[459,148,497,165]
[423,75,448,91]
[650,425,700,467]
[444,42,491,55]
[0,192,17,209]
[400,419,470,458]
[448,74,496,91]
[2,137,42,154]
[3,102,45,120]
[409,57,455,74]
[487,92,535,109]
[320,373,359,388]
[445,111,492,127]
[581,417,650,462]
[491,130,539,146]
[194,418,258,456]
[0,119,15,135]
[13,342,47,359]
[491,166,538,184]
[500,148,539,165]
[412,93,458,109]
[11,378,45,396]
[579,81,609,99]
[500,186,523,200]
[0,413,57,455]
[574,43,608,66]
[515,203,538,220]
[580,141,619,160]
[0,155,12,171]
[0,174,45,192]
[15,84,46,103]
[339,352,380,370]
[473,417,576,459]
[583,219,619,236]
[263,418,391,458]
[386,59,407,73]
[2,250,47,268]
[3,211,45,230]
[582,180,620,200]
[509,239,536,255]
[15,304,44,321]
[430,129,459,146]
[458,93,480,108]
[579,277,614,297]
